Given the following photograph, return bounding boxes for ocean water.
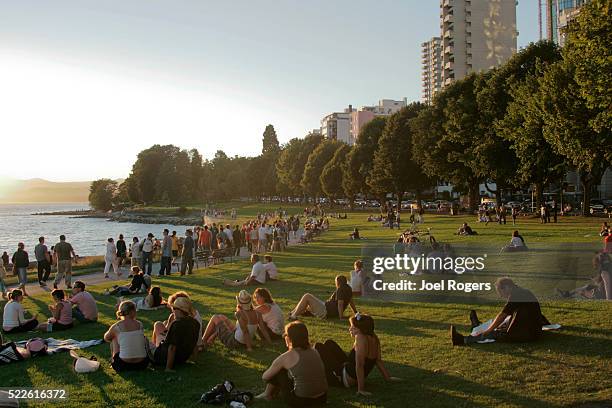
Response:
[0,203,192,257]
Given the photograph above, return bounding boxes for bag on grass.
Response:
[70,350,100,373]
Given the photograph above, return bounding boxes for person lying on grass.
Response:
[36,289,73,332]
[256,321,328,406]
[223,254,267,287]
[104,300,149,372]
[150,296,200,372]
[315,313,400,396]
[106,266,150,296]
[2,289,39,333]
[152,291,204,349]
[201,289,272,351]
[288,275,357,321]
[450,277,550,346]
[253,288,284,341]
[69,281,98,323]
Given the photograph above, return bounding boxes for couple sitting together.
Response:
[257,314,399,406]
[223,254,278,287]
[2,282,98,334]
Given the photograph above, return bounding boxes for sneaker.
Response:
[53,283,58,289]
[104,274,109,279]
[450,325,465,346]
[469,310,481,329]
[39,281,46,287]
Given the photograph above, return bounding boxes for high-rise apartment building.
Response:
[321,111,352,145]
[440,0,517,87]
[421,37,443,104]
[546,0,589,46]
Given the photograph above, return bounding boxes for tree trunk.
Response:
[415,190,422,210]
[468,181,479,213]
[580,166,605,217]
[533,182,543,209]
[396,191,403,213]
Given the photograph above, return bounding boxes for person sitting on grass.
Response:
[152,291,203,349]
[315,313,400,395]
[201,290,272,351]
[138,286,166,310]
[106,266,150,296]
[37,289,73,332]
[0,261,7,301]
[223,254,267,287]
[263,255,278,281]
[450,277,549,346]
[2,289,39,333]
[69,281,98,323]
[502,230,528,252]
[349,228,361,240]
[456,223,477,236]
[288,275,357,321]
[350,260,366,296]
[103,300,149,372]
[556,251,611,300]
[256,321,328,406]
[253,288,284,341]
[151,296,200,372]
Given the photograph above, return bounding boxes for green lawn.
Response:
[1,206,611,408]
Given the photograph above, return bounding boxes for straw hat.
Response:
[236,290,252,310]
[171,296,194,316]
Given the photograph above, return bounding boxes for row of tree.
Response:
[90,0,610,215]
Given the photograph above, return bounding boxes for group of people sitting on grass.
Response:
[223,254,278,287]
[2,280,98,334]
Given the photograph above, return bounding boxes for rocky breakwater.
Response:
[107,211,203,226]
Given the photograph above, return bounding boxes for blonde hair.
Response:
[116,300,137,319]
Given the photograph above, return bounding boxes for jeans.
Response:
[73,307,95,323]
[141,251,153,275]
[159,256,172,276]
[37,260,51,282]
[16,267,28,287]
[181,256,194,275]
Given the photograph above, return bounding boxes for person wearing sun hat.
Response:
[151,296,200,371]
[201,289,272,351]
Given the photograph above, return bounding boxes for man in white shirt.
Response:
[258,224,268,253]
[223,254,266,286]
[263,254,278,280]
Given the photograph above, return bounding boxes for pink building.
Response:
[350,110,375,144]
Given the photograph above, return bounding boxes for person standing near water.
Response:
[104,238,121,279]
[180,229,195,276]
[159,229,172,276]
[34,236,51,287]
[116,234,127,269]
[12,243,30,296]
[141,233,154,276]
[53,235,77,290]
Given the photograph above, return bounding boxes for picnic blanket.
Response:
[15,337,103,354]
[471,318,561,343]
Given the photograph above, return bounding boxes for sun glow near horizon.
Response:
[0,51,303,182]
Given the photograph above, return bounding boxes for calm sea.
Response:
[0,203,192,256]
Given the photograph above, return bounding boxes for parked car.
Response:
[590,199,605,214]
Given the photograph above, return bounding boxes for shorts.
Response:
[111,353,149,372]
[309,297,328,319]
[48,321,73,332]
[215,323,243,349]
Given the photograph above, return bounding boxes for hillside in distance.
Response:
[0,178,91,203]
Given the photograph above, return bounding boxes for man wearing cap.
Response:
[151,296,200,371]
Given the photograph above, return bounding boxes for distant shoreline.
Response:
[32,209,202,226]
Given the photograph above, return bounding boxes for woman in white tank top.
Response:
[253,288,285,339]
[104,300,149,372]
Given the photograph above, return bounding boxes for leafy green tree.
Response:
[129,145,172,204]
[539,60,611,215]
[301,139,343,199]
[89,179,118,211]
[262,124,280,156]
[368,103,432,208]
[498,68,566,204]
[188,148,204,202]
[260,124,280,197]
[277,133,323,197]
[412,75,483,211]
[476,41,561,204]
[345,117,387,200]
[321,144,351,201]
[562,0,612,132]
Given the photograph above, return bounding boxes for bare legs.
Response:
[289,293,317,318]
[201,314,234,346]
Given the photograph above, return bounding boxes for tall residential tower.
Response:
[421,37,443,104]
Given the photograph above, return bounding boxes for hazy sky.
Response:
[0,0,539,182]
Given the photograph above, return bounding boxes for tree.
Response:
[277,133,323,197]
[562,0,612,132]
[89,179,118,211]
[261,124,280,156]
[497,67,566,205]
[476,41,561,204]
[188,148,204,202]
[301,139,343,199]
[321,144,351,201]
[412,75,483,211]
[260,124,280,197]
[539,60,611,216]
[368,103,432,208]
[345,117,387,200]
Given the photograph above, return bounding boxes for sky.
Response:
[0,0,539,182]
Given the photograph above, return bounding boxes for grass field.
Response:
[1,205,611,408]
